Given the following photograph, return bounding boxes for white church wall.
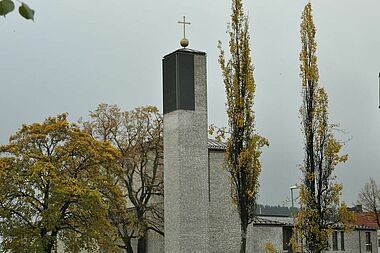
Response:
[163,51,209,253]
[208,149,241,252]
[145,230,164,253]
[248,225,283,253]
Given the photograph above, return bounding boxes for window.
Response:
[282,227,293,252]
[332,231,338,251]
[340,231,345,251]
[365,232,372,251]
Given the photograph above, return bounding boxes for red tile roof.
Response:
[354,212,380,230]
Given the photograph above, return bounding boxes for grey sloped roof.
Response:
[331,222,376,231]
[252,215,376,230]
[252,215,294,226]
[208,138,226,150]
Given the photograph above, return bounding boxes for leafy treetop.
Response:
[0,113,124,253]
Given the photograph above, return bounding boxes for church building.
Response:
[154,42,379,253]
[159,43,289,252]
[54,36,378,253]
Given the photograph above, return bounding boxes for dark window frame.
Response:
[282,226,293,252]
[340,231,345,251]
[332,230,339,251]
[365,231,372,251]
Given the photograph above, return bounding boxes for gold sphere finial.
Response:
[178,16,191,48]
[180,38,189,48]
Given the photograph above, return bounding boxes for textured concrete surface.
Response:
[208,149,241,253]
[146,230,164,253]
[322,229,378,253]
[250,225,283,252]
[163,52,209,253]
[207,149,277,253]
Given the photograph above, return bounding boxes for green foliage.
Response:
[291,4,355,253]
[218,0,268,252]
[0,0,14,16]
[0,0,34,20]
[18,3,34,21]
[0,114,123,253]
[84,104,164,253]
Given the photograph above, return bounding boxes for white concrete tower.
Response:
[162,48,209,253]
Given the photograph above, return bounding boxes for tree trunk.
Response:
[42,238,55,253]
[137,233,147,253]
[123,237,134,253]
[46,241,54,253]
[240,222,247,253]
[40,228,55,253]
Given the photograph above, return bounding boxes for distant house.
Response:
[250,214,378,253]
[352,205,380,253]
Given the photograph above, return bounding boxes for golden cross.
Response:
[178,16,190,38]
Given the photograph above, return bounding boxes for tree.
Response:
[0,0,34,20]
[358,178,380,227]
[83,104,164,253]
[0,114,123,253]
[264,243,277,253]
[291,4,355,253]
[217,0,268,252]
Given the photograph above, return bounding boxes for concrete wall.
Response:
[293,229,379,253]
[145,230,164,253]
[334,229,378,253]
[249,225,283,253]
[163,53,209,253]
[248,227,378,253]
[207,150,284,253]
[208,149,241,253]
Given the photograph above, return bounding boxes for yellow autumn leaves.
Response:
[291,3,355,253]
[0,113,124,252]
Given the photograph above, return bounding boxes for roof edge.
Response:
[163,48,206,58]
[207,138,226,151]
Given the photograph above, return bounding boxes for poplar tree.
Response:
[291,4,355,253]
[218,0,268,252]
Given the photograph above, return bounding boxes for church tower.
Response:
[162,22,209,252]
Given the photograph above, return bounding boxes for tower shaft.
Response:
[163,49,209,253]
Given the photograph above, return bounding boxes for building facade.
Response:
[158,46,378,253]
[353,207,380,253]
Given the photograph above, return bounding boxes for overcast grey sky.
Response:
[0,0,379,206]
